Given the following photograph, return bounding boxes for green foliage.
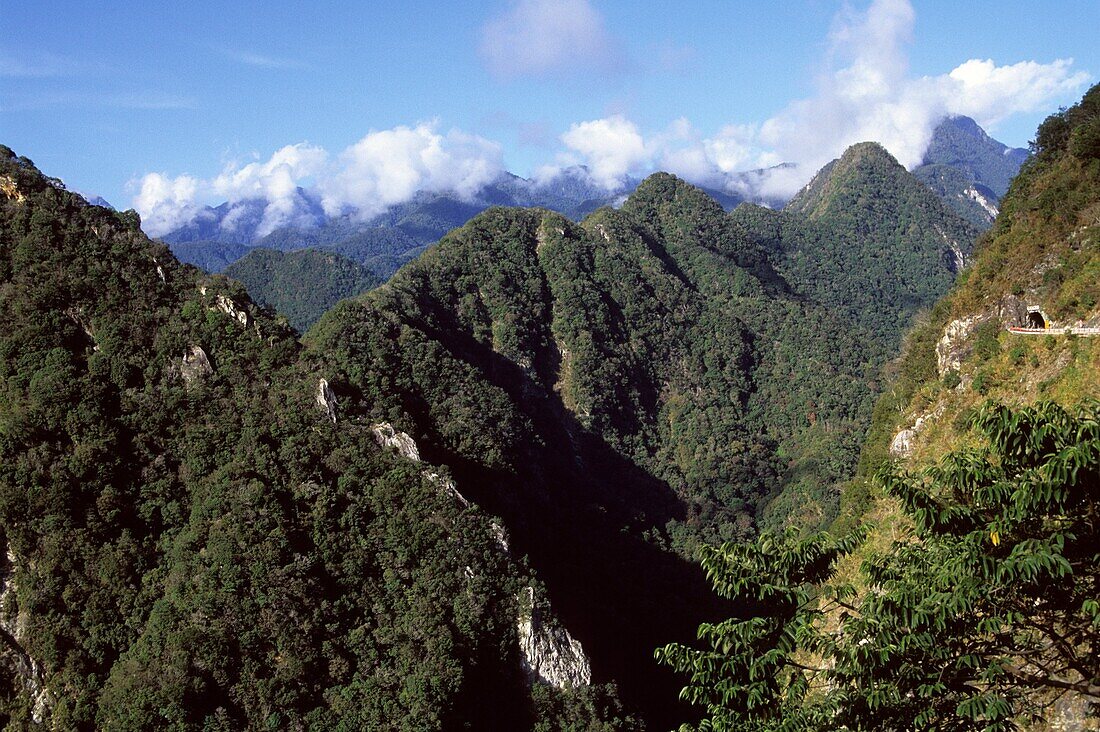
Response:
[224,247,380,331]
[661,400,1100,731]
[0,147,610,730]
[655,529,864,731]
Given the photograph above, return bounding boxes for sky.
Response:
[1,0,1097,236]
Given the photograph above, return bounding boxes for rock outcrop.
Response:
[889,406,944,458]
[516,586,591,689]
[179,345,213,386]
[316,379,337,423]
[371,422,421,462]
[215,294,250,327]
[0,175,24,203]
[0,549,51,724]
[936,315,988,377]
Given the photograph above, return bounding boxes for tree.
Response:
[658,401,1100,731]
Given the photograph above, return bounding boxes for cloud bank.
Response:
[133,124,504,237]
[134,0,1090,236]
[752,0,1088,195]
[536,0,1087,197]
[478,0,622,79]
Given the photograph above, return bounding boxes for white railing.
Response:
[1007,326,1100,336]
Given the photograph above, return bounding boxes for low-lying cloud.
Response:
[133,124,504,237]
[134,0,1090,236]
[320,125,503,220]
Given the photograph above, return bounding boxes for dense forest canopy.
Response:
[661,82,1100,732]
[0,116,989,728]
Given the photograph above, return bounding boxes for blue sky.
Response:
[2,0,1096,234]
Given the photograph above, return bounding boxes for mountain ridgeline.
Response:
[653,83,1100,732]
[913,115,1029,228]
[159,116,1020,337]
[0,133,981,729]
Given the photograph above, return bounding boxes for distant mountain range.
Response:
[154,116,1025,283]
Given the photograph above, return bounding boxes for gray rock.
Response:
[179,345,213,387]
[936,315,989,377]
[316,379,337,423]
[215,294,250,327]
[371,422,420,462]
[0,548,51,724]
[516,586,591,689]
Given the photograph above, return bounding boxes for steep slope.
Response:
[223,248,380,331]
[828,82,1100,731]
[300,159,984,719]
[737,142,980,348]
[0,136,988,727]
[654,87,1099,732]
[850,85,1099,493]
[0,146,628,730]
[913,116,1029,229]
[919,115,1030,196]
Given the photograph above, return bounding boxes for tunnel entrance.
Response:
[1026,307,1048,329]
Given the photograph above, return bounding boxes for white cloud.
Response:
[751,0,1089,197]
[551,115,648,190]
[940,58,1089,127]
[132,173,203,237]
[133,0,1092,235]
[319,124,503,219]
[132,124,504,235]
[213,143,327,235]
[479,0,621,79]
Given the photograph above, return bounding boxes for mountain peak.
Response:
[920,115,1029,197]
[785,141,905,218]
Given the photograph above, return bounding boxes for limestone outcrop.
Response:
[316,379,338,423]
[0,548,52,724]
[516,586,591,689]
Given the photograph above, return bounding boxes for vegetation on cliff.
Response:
[662,82,1100,732]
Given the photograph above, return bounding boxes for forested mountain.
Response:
[161,169,636,279]
[736,142,980,347]
[659,83,1100,732]
[0,146,637,730]
[913,115,1030,228]
[158,117,1019,289]
[0,128,984,727]
[223,248,380,331]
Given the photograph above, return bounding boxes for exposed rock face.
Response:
[0,549,51,724]
[936,315,989,377]
[889,406,945,458]
[371,422,420,462]
[516,586,591,689]
[179,345,213,386]
[0,175,24,203]
[944,241,967,274]
[964,186,999,220]
[215,294,250,327]
[889,428,917,458]
[316,379,337,423]
[490,521,510,552]
[998,295,1030,328]
[424,470,470,508]
[370,423,472,505]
